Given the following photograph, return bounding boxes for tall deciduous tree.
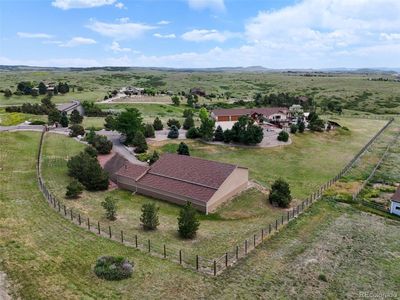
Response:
[199,117,215,141]
[115,108,144,144]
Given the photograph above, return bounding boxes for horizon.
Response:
[1,0,400,69]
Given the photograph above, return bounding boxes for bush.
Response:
[94,256,133,281]
[85,127,96,144]
[144,124,155,138]
[183,115,195,130]
[268,179,292,208]
[177,202,200,239]
[60,112,69,128]
[84,146,98,158]
[186,127,200,139]
[140,203,160,230]
[223,129,234,143]
[149,150,159,165]
[65,179,84,199]
[133,132,148,153]
[29,120,46,125]
[167,118,181,129]
[168,125,179,139]
[298,121,305,133]
[69,124,85,137]
[104,115,116,130]
[101,196,117,220]
[92,135,113,154]
[277,131,289,142]
[182,109,193,118]
[177,142,190,155]
[4,88,12,97]
[290,124,298,134]
[153,117,163,130]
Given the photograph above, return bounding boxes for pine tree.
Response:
[133,132,148,153]
[214,125,224,141]
[177,142,190,155]
[153,117,163,130]
[144,124,155,138]
[60,112,69,127]
[86,127,96,144]
[268,179,292,208]
[101,196,117,220]
[149,151,159,165]
[178,202,200,239]
[140,203,160,230]
[65,179,84,199]
[70,109,83,124]
[183,115,195,130]
[167,125,179,139]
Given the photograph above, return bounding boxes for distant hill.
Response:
[0,65,399,74]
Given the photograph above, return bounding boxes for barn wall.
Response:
[207,167,249,213]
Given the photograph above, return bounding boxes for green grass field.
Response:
[1,131,399,299]
[0,108,47,126]
[40,117,387,260]
[1,70,400,113]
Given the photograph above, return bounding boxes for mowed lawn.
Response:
[1,131,399,299]
[0,108,47,126]
[40,117,387,259]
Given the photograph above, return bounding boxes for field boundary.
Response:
[35,118,394,275]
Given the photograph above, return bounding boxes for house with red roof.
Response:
[106,153,249,214]
[390,186,400,216]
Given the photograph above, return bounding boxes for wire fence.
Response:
[36,118,394,275]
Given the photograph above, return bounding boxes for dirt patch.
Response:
[0,271,12,300]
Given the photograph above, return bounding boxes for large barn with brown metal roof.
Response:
[105,153,248,214]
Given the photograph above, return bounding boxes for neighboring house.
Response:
[56,100,84,115]
[121,86,144,95]
[105,153,249,214]
[390,186,400,216]
[211,107,290,126]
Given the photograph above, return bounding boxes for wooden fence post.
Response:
[196,255,199,270]
[245,240,248,254]
[109,226,112,238]
[97,221,100,234]
[164,245,166,258]
[87,218,90,230]
[135,235,138,248]
[78,214,81,225]
[287,210,290,221]
[275,219,278,230]
[225,252,228,267]
[121,230,124,243]
[281,215,284,225]
[179,250,182,264]
[70,209,73,220]
[253,234,256,247]
[148,239,151,252]
[64,205,67,216]
[236,246,239,259]
[269,224,272,234]
[261,228,264,240]
[214,260,217,276]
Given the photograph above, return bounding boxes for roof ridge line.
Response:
[161,153,237,168]
[146,170,219,190]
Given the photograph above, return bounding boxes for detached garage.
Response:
[112,153,249,214]
[390,186,400,216]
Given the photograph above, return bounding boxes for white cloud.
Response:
[153,33,176,39]
[181,29,238,42]
[17,32,53,39]
[109,41,131,52]
[59,37,97,47]
[52,0,116,10]
[188,0,225,12]
[42,40,63,45]
[380,33,400,41]
[157,20,171,25]
[114,2,125,9]
[87,19,156,40]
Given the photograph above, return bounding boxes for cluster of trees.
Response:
[221,116,264,145]
[8,81,70,97]
[67,146,109,191]
[82,101,108,117]
[5,95,56,115]
[48,108,84,127]
[104,199,200,239]
[308,112,325,132]
[85,128,113,154]
[254,93,314,110]
[320,98,343,114]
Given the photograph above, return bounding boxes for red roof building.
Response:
[112,153,248,214]
[211,107,290,123]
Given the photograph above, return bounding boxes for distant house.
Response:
[105,153,249,214]
[211,107,290,126]
[390,186,400,216]
[190,87,206,97]
[56,100,84,115]
[121,86,144,95]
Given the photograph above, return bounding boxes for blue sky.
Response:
[0,0,399,68]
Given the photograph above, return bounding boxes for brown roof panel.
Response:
[115,163,150,181]
[148,153,237,189]
[139,173,217,203]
